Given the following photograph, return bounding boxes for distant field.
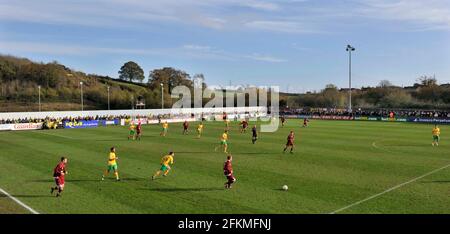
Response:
[0,120,449,214]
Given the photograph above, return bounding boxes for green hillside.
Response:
[0,55,160,112]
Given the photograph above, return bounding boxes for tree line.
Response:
[285,77,450,110]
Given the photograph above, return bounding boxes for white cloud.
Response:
[0,0,278,30]
[189,16,227,30]
[1,0,449,36]
[0,40,287,63]
[358,0,450,31]
[183,44,212,51]
[237,0,280,11]
[182,44,287,62]
[181,43,287,62]
[244,20,320,34]
[243,53,287,63]
[0,41,165,56]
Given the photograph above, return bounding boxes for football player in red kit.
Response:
[283,131,295,154]
[303,118,309,127]
[240,120,249,133]
[136,122,142,140]
[182,120,189,135]
[51,157,68,197]
[223,155,236,189]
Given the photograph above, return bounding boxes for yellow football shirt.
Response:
[163,123,169,129]
[108,152,117,165]
[432,127,440,136]
[161,155,174,166]
[221,133,228,141]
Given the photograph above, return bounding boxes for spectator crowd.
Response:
[2,108,449,125]
[281,108,450,118]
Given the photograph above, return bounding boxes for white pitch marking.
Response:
[371,140,394,153]
[0,188,39,214]
[33,130,76,139]
[330,163,450,214]
[372,141,378,149]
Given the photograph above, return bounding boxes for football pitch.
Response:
[0,120,449,214]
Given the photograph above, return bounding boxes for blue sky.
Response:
[1,0,449,92]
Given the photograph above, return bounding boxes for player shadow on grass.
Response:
[140,187,224,192]
[29,179,63,183]
[30,178,144,183]
[176,151,212,154]
[273,188,287,191]
[420,180,450,183]
[94,136,157,141]
[176,151,278,155]
[30,179,102,183]
[0,194,53,198]
[71,177,145,182]
[238,152,279,155]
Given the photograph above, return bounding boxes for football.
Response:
[282,185,288,191]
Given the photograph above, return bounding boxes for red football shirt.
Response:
[53,162,66,177]
[287,133,295,142]
[223,160,233,175]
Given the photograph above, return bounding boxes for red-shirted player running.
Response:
[240,120,249,133]
[303,118,309,127]
[136,122,142,140]
[182,120,189,135]
[51,157,68,197]
[283,131,295,154]
[223,155,236,189]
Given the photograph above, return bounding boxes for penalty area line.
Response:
[329,163,450,214]
[0,187,39,214]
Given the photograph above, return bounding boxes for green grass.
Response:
[0,120,449,214]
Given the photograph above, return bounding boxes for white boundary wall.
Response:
[0,106,267,120]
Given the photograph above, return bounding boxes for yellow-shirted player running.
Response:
[102,147,120,181]
[160,121,169,137]
[197,122,204,138]
[432,124,441,146]
[152,152,174,180]
[215,130,229,153]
